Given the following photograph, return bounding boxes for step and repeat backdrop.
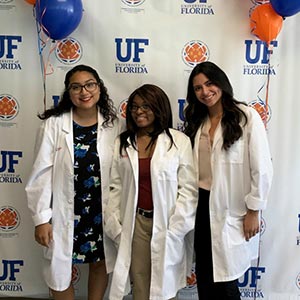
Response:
[0,0,300,299]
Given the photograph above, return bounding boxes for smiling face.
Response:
[130,95,155,133]
[68,71,100,113]
[192,72,223,111]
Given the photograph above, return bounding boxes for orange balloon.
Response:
[25,0,36,4]
[250,3,283,44]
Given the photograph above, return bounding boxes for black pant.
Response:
[194,188,241,300]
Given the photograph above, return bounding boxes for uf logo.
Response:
[52,95,60,107]
[245,40,278,64]
[178,99,186,122]
[0,35,22,59]
[115,38,149,63]
[0,260,23,281]
[184,0,207,3]
[238,266,265,288]
[0,151,22,173]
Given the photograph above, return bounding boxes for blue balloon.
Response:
[36,0,83,40]
[270,0,300,17]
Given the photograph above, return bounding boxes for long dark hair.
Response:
[38,65,117,127]
[184,61,247,150]
[119,84,174,154]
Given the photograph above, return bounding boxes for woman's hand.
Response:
[243,209,260,241]
[35,223,53,247]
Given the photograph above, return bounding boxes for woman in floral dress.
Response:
[26,65,123,300]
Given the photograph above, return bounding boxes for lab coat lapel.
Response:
[62,110,74,163]
[126,137,139,182]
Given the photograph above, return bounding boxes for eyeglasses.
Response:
[68,82,99,94]
[129,104,151,112]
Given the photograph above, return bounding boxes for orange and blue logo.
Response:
[260,217,266,235]
[182,40,209,68]
[0,206,20,231]
[71,265,81,285]
[0,94,19,121]
[118,99,128,119]
[248,99,271,124]
[121,0,145,6]
[254,0,270,4]
[55,37,82,65]
[184,263,197,289]
[296,272,300,290]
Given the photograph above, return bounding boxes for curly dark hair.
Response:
[119,84,175,154]
[184,61,247,150]
[38,64,117,127]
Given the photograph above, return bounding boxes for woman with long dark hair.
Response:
[26,65,124,300]
[184,61,273,299]
[104,84,198,300]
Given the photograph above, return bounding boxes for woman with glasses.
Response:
[104,84,198,300]
[26,64,124,300]
[184,61,273,299]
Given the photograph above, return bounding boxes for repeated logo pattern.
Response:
[118,99,128,119]
[248,99,271,124]
[0,94,19,121]
[121,0,146,6]
[182,40,210,68]
[0,206,20,231]
[55,38,82,65]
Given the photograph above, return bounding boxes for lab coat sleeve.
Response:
[168,135,198,239]
[245,107,273,210]
[25,120,54,226]
[104,138,122,242]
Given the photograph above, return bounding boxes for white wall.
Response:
[0,0,299,299]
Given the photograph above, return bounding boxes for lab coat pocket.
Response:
[166,230,185,265]
[225,216,245,248]
[156,157,179,181]
[104,214,122,242]
[220,139,244,164]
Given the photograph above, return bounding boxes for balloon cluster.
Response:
[270,0,300,17]
[25,0,83,40]
[250,3,282,45]
[250,0,300,44]
[249,0,300,131]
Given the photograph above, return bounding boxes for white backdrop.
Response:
[0,0,300,299]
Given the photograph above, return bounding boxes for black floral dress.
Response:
[72,122,105,264]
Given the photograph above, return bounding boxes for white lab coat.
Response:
[25,109,123,291]
[104,129,198,300]
[193,105,273,282]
